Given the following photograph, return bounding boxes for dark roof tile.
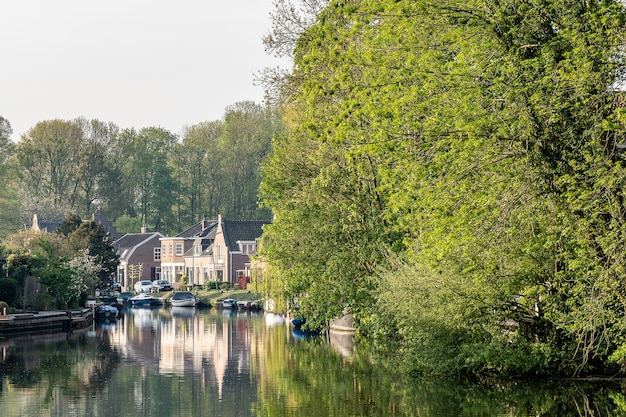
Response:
[223,220,270,251]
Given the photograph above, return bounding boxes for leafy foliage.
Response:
[259,0,626,376]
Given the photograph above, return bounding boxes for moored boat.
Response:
[291,317,306,328]
[221,298,237,309]
[96,304,119,319]
[130,293,162,307]
[170,291,197,307]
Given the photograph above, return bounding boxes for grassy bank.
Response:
[154,289,262,308]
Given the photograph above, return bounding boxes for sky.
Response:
[0,0,290,142]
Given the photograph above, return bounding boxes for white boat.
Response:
[170,292,197,307]
[221,298,237,309]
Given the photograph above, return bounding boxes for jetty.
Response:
[0,309,94,337]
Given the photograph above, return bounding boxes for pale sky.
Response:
[0,0,290,141]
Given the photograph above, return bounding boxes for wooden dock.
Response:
[0,309,94,337]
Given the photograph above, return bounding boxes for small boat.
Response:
[221,298,237,309]
[291,317,306,328]
[130,293,162,307]
[96,304,119,319]
[170,291,197,307]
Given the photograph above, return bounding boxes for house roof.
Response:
[177,219,218,238]
[222,220,270,252]
[183,237,215,257]
[113,232,164,261]
[92,209,123,241]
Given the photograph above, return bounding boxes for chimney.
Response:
[141,224,147,233]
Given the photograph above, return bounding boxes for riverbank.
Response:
[152,288,263,309]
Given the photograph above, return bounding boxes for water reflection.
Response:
[0,307,626,416]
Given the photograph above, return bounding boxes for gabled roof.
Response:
[183,237,215,257]
[113,232,164,260]
[222,220,270,252]
[176,219,218,238]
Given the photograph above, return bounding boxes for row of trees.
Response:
[258,0,626,377]
[0,101,279,238]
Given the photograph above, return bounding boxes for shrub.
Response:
[0,278,18,305]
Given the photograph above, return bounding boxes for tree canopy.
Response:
[259,0,626,377]
[0,101,278,238]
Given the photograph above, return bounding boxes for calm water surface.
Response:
[0,306,625,416]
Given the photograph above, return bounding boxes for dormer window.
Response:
[238,241,256,255]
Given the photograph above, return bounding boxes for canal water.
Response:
[0,306,625,416]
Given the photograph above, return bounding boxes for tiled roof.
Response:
[177,220,218,238]
[223,220,270,251]
[113,233,162,251]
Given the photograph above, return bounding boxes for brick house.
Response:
[113,231,164,291]
[183,215,269,288]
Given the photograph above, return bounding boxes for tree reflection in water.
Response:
[0,308,624,416]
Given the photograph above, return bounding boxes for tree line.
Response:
[0,100,279,238]
[257,0,626,377]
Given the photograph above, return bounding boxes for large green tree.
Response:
[12,118,121,223]
[58,214,119,288]
[172,120,223,226]
[260,0,626,376]
[219,101,277,219]
[116,127,177,233]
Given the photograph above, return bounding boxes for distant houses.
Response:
[27,211,270,292]
[179,214,269,289]
[113,214,269,291]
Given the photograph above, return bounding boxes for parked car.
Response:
[134,280,153,293]
[152,279,173,292]
[112,281,122,292]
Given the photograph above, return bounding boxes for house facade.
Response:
[182,215,269,288]
[160,217,218,288]
[113,232,164,291]
[113,215,269,291]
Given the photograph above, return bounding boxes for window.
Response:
[217,244,223,262]
[238,241,256,255]
[175,243,183,256]
[169,244,172,256]
[154,247,161,261]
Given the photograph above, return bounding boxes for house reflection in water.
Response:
[103,308,258,400]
